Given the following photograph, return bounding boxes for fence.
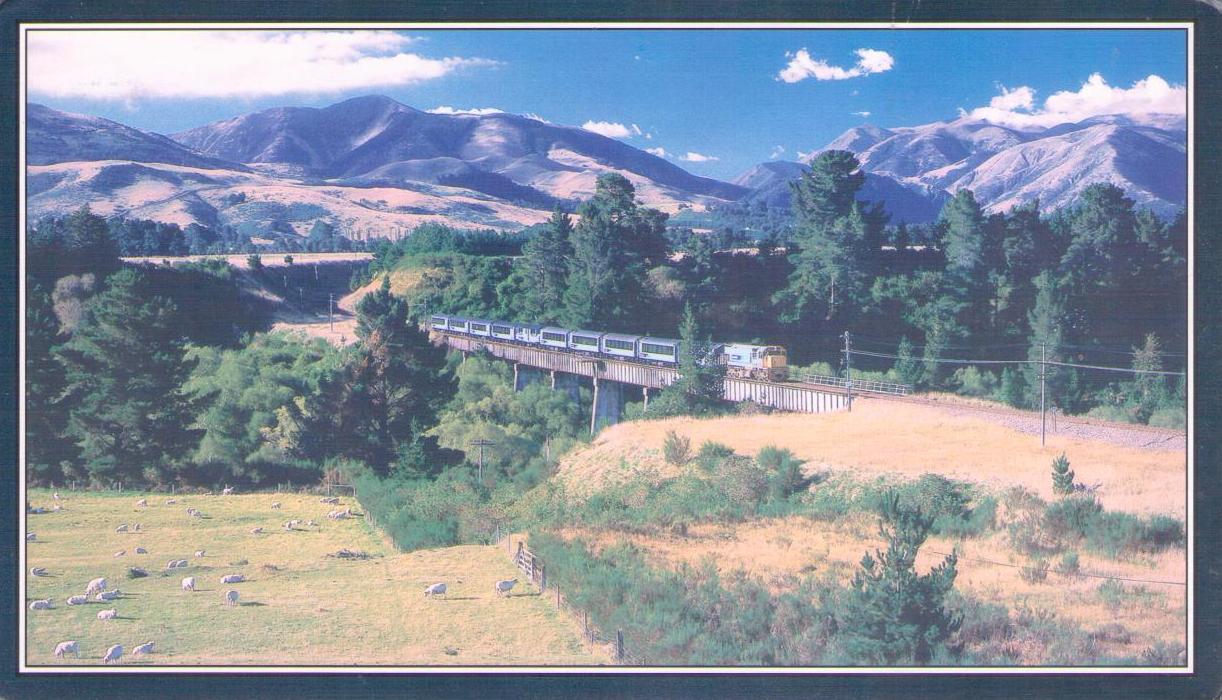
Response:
[795,371,912,396]
[500,535,641,665]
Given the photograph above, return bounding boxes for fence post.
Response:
[556,582,560,608]
[584,612,590,641]
[616,630,625,663]
[539,563,546,593]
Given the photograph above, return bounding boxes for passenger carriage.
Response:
[637,337,680,365]
[539,327,570,349]
[600,333,641,359]
[468,319,493,338]
[568,329,604,355]
[447,317,470,334]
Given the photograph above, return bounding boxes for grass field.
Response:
[23,490,605,667]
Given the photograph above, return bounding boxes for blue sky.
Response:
[27,28,1187,180]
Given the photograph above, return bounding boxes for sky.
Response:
[26,27,1187,181]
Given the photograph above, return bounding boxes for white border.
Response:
[17,21,1194,675]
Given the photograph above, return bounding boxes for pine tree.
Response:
[25,286,76,484]
[893,335,923,388]
[1051,453,1075,495]
[1024,270,1071,410]
[520,208,573,322]
[1129,333,1167,423]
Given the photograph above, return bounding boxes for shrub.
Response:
[662,430,692,466]
[1044,495,1102,533]
[952,366,997,398]
[696,441,734,473]
[1147,407,1185,429]
[1051,453,1075,495]
[1058,551,1080,576]
[246,254,263,272]
[1089,622,1132,645]
[1141,641,1187,666]
[1020,559,1049,584]
[758,446,807,502]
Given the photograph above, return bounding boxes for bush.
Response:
[1044,495,1102,533]
[662,431,692,466]
[1051,453,1075,495]
[695,440,734,473]
[1020,559,1049,584]
[1146,407,1185,429]
[952,366,997,398]
[758,446,807,502]
[1059,551,1080,576]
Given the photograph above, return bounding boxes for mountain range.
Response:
[25,95,1186,239]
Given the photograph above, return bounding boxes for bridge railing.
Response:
[795,372,912,396]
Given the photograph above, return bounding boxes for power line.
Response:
[1044,359,1184,377]
[921,549,1186,588]
[848,349,1028,365]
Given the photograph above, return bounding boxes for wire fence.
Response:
[496,533,644,665]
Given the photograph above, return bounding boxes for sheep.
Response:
[220,574,245,584]
[102,644,123,664]
[52,504,63,512]
[85,577,107,595]
[283,521,294,531]
[132,641,154,656]
[224,589,240,606]
[320,496,339,505]
[115,524,128,533]
[175,559,189,568]
[113,551,125,558]
[271,501,282,510]
[135,498,147,507]
[96,589,122,602]
[185,507,197,516]
[181,576,195,592]
[222,487,234,496]
[26,533,36,542]
[53,492,61,501]
[194,550,206,558]
[165,498,178,505]
[53,641,79,658]
[494,578,519,597]
[28,599,53,610]
[135,547,148,554]
[306,519,318,527]
[165,560,179,570]
[30,567,47,577]
[133,523,141,532]
[96,608,118,620]
[66,595,87,606]
[249,527,263,534]
[424,582,447,598]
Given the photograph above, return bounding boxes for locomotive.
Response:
[429,314,788,381]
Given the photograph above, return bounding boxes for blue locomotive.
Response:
[429,314,788,381]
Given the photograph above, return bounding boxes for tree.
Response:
[337,276,452,473]
[519,208,574,322]
[56,269,200,485]
[25,286,75,484]
[939,189,986,282]
[789,150,865,229]
[645,303,726,417]
[1051,453,1075,495]
[1059,183,1139,288]
[893,336,923,387]
[1128,333,1168,423]
[833,492,962,665]
[1024,271,1070,410]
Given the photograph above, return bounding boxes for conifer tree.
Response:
[1051,453,1075,495]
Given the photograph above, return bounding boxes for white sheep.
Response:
[96,589,121,602]
[133,523,141,532]
[135,547,148,554]
[97,608,117,620]
[222,487,234,496]
[250,527,263,534]
[283,521,294,531]
[66,595,87,606]
[53,504,63,512]
[26,533,36,542]
[115,524,128,533]
[424,582,447,598]
[165,498,178,505]
[53,492,61,501]
[165,560,179,569]
[113,551,125,558]
[135,499,147,507]
[181,576,196,592]
[28,599,53,610]
[494,578,519,597]
[185,507,197,516]
[190,510,203,519]
[53,640,79,658]
[132,641,155,656]
[194,550,206,558]
[85,577,107,595]
[224,589,240,606]
[176,559,189,568]
[271,501,282,510]
[220,574,245,584]
[30,567,47,577]
[306,520,318,527]
[102,644,122,664]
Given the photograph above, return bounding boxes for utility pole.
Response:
[329,293,334,333]
[1040,342,1047,447]
[843,331,853,412]
[470,438,495,482]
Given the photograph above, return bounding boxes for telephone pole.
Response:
[843,331,853,412]
[470,438,495,482]
[1040,342,1047,447]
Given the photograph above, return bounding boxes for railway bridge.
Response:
[434,332,857,433]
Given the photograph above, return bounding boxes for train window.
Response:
[605,339,634,351]
[471,323,487,332]
[492,325,512,334]
[543,332,566,342]
[573,335,597,346]
[641,342,674,356]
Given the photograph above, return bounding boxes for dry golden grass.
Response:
[24,490,605,666]
[557,399,1186,518]
[565,515,1186,663]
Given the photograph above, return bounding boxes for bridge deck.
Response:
[435,332,850,414]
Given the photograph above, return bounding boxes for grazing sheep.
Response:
[271,502,282,510]
[320,497,339,505]
[220,574,245,584]
[53,641,79,658]
[424,582,447,598]
[115,524,128,533]
[250,527,263,534]
[176,559,189,568]
[66,595,87,606]
[190,510,203,519]
[29,600,53,610]
[185,507,197,516]
[493,578,519,597]
[283,521,294,531]
[166,560,178,569]
[132,641,154,656]
[53,492,61,501]
[26,533,36,542]
[96,590,121,602]
[222,487,234,496]
[30,567,47,577]
[135,499,147,507]
[85,577,107,595]
[29,506,48,514]
[135,547,148,554]
[181,577,195,592]
[133,523,141,532]
[224,589,240,606]
[127,568,149,579]
[113,551,125,558]
[165,498,177,505]
[102,644,122,664]
[194,550,206,558]
[96,608,117,620]
[53,504,63,512]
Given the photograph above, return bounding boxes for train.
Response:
[429,314,789,381]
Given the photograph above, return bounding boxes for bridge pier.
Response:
[642,386,650,412]
[551,370,583,403]
[590,377,625,435]
[513,364,544,392]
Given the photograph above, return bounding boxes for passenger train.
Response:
[429,314,789,381]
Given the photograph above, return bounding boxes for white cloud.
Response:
[961,73,1185,129]
[522,112,552,124]
[851,111,871,118]
[428,106,504,116]
[581,120,633,138]
[645,147,670,157]
[777,48,894,83]
[680,152,719,162]
[769,145,786,159]
[27,30,498,100]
